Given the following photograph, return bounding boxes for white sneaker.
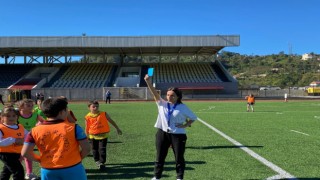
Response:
[25,173,38,180]
[151,177,160,180]
[177,179,183,180]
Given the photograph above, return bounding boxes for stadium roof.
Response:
[0,35,240,56]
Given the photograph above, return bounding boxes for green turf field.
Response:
[1,100,320,179]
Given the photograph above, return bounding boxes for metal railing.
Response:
[0,88,311,104]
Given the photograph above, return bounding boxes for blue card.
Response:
[148,68,154,76]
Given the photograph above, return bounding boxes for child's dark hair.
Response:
[42,98,68,118]
[58,96,68,102]
[168,87,183,104]
[88,100,99,107]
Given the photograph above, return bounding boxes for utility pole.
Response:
[288,42,292,56]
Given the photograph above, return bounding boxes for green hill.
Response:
[218,51,320,88]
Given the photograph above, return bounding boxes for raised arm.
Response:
[144,74,160,101]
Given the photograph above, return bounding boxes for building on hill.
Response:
[301,53,313,60]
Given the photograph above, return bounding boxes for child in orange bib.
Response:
[22,98,91,180]
[85,100,122,170]
[245,94,255,112]
[0,106,28,180]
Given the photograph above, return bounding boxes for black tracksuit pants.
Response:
[89,138,108,164]
[0,153,24,180]
[154,129,187,179]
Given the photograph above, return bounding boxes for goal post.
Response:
[103,87,161,100]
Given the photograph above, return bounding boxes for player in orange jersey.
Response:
[0,106,28,180]
[22,98,91,180]
[245,94,255,112]
[85,100,122,170]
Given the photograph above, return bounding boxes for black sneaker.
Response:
[99,164,106,171]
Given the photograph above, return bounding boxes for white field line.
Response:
[290,130,310,136]
[196,111,319,114]
[197,118,297,180]
[196,112,274,114]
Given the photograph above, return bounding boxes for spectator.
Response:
[284,93,288,102]
[105,90,111,104]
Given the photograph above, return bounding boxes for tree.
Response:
[221,51,313,88]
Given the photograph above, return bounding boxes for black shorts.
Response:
[247,102,254,105]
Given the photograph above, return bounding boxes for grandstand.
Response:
[0,64,36,88]
[46,64,114,88]
[0,35,240,101]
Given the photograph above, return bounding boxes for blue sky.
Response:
[0,0,319,55]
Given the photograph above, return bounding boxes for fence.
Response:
[0,87,156,103]
[0,87,311,103]
[239,89,307,98]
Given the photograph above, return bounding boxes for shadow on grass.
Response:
[186,145,263,150]
[86,161,205,179]
[107,141,122,144]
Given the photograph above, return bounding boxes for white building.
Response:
[301,53,313,60]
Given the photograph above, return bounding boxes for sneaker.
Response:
[25,173,39,180]
[96,161,106,170]
[177,179,183,180]
[151,178,160,180]
[99,163,106,171]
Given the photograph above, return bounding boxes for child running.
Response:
[22,97,91,180]
[16,99,44,180]
[85,100,122,170]
[0,106,28,180]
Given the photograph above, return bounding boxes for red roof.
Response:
[179,86,224,90]
[8,85,36,90]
